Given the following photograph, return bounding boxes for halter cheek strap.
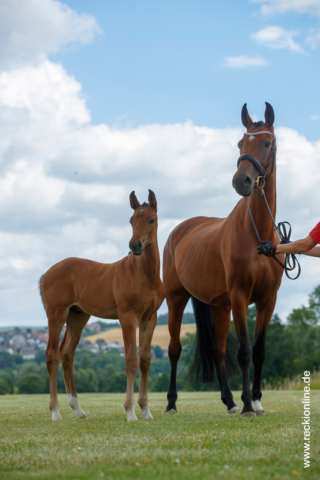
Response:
[237,131,276,180]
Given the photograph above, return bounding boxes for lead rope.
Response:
[245,196,301,280]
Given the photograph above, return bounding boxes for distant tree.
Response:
[153,345,163,359]
[0,376,14,395]
[73,368,99,393]
[17,373,46,394]
[151,372,169,392]
[34,350,47,365]
[105,372,127,393]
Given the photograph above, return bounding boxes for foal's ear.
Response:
[148,189,157,210]
[130,191,140,210]
[241,103,253,129]
[264,102,275,128]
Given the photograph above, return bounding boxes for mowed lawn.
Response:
[0,391,319,480]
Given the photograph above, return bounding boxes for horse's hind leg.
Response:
[60,311,90,419]
[120,312,139,422]
[46,306,69,421]
[138,312,157,419]
[212,306,239,414]
[251,298,276,416]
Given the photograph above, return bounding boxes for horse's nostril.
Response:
[244,176,252,188]
[136,240,142,248]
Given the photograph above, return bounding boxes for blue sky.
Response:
[0,0,320,326]
[53,0,320,139]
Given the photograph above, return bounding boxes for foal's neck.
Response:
[133,236,161,280]
[246,168,277,241]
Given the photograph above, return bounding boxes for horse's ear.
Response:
[241,103,253,129]
[130,191,140,210]
[264,102,275,128]
[148,189,157,210]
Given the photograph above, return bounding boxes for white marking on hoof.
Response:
[252,400,265,416]
[126,408,138,422]
[241,411,256,418]
[51,409,62,421]
[141,406,154,420]
[227,406,240,415]
[164,408,177,414]
[68,394,87,419]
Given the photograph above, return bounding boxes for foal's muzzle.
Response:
[129,240,144,256]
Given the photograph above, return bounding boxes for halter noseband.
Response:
[237,131,276,186]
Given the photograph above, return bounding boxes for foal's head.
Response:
[129,190,158,255]
[232,102,276,197]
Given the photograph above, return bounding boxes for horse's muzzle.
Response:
[232,174,254,197]
[129,240,144,256]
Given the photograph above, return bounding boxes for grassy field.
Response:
[85,324,196,349]
[0,391,319,480]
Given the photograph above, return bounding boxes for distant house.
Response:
[87,323,101,333]
[21,348,37,360]
[9,335,27,347]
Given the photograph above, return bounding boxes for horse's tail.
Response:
[189,296,241,383]
[39,275,45,310]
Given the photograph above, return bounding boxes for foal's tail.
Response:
[189,296,241,383]
[39,275,45,310]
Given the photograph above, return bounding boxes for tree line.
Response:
[0,285,319,395]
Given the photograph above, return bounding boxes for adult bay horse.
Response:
[40,190,165,422]
[163,103,284,417]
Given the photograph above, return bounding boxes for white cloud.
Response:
[306,28,320,48]
[224,55,268,68]
[252,0,320,16]
[310,114,319,120]
[251,26,304,53]
[0,0,101,70]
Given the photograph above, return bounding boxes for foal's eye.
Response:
[265,142,271,148]
[149,219,155,225]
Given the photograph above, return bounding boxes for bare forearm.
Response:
[275,236,317,255]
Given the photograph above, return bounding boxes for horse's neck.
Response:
[132,238,161,281]
[244,173,277,241]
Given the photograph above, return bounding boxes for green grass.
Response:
[0,391,319,480]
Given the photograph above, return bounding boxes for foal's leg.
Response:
[138,313,157,419]
[60,311,90,419]
[251,298,276,416]
[46,306,69,421]
[212,306,239,414]
[165,290,190,413]
[120,312,139,422]
[231,292,256,417]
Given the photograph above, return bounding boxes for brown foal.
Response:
[40,190,165,422]
[164,103,284,417]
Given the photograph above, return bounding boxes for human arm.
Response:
[257,235,320,257]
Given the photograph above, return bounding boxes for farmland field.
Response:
[0,390,319,480]
[85,324,197,349]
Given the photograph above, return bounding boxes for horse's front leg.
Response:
[120,312,139,422]
[231,292,256,417]
[252,297,277,416]
[138,312,157,419]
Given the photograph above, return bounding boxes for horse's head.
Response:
[129,190,158,255]
[232,102,276,197]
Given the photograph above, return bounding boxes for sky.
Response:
[0,0,320,327]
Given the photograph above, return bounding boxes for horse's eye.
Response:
[149,219,155,225]
[265,142,271,148]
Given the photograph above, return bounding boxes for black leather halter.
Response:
[237,130,301,280]
[237,130,276,183]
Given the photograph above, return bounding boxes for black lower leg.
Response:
[166,345,181,412]
[237,331,254,414]
[252,332,265,401]
[215,361,236,411]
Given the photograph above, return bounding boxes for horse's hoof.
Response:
[51,410,63,421]
[255,410,265,416]
[227,406,240,415]
[77,413,87,419]
[241,411,256,418]
[164,408,177,414]
[252,400,265,416]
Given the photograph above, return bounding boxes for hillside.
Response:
[85,323,196,349]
